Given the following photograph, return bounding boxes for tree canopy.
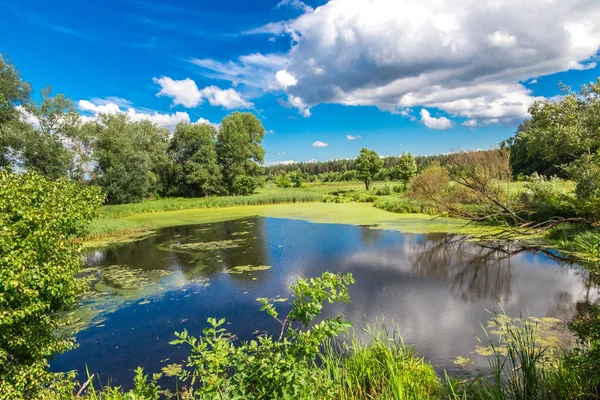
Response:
[355,148,383,190]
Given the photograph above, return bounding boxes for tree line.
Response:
[265,153,451,179]
[0,55,266,204]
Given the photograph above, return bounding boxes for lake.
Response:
[52,217,594,388]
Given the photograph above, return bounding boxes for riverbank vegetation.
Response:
[3,173,598,399]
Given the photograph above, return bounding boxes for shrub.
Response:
[520,173,577,221]
[392,184,404,193]
[171,272,355,398]
[375,183,391,196]
[0,171,103,398]
[231,175,257,195]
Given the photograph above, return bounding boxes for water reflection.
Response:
[53,217,599,388]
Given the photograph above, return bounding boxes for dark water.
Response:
[52,217,595,387]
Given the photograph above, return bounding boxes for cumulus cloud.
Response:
[77,98,216,131]
[312,140,328,147]
[199,86,253,109]
[247,0,600,125]
[420,109,453,130]
[154,77,202,107]
[277,152,287,155]
[274,70,298,89]
[346,134,361,140]
[154,77,253,109]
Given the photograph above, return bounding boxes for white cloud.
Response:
[190,53,288,89]
[154,77,253,110]
[276,0,313,13]
[274,70,298,89]
[199,86,253,109]
[247,0,600,125]
[306,158,318,163]
[266,159,297,166]
[154,77,202,107]
[312,140,328,147]
[277,152,287,155]
[346,134,361,140]
[420,109,453,130]
[77,98,215,131]
[488,31,517,47]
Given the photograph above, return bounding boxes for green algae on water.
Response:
[170,238,245,252]
[98,265,172,290]
[225,265,272,274]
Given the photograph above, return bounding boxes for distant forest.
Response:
[265,154,453,176]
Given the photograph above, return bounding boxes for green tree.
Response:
[508,80,600,177]
[392,151,417,181]
[0,55,31,170]
[356,148,383,190]
[216,112,265,195]
[91,113,169,204]
[0,171,103,398]
[169,122,222,197]
[10,87,83,180]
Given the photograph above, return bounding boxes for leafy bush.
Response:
[172,272,355,398]
[392,184,404,193]
[276,176,292,188]
[231,175,257,195]
[0,171,103,398]
[375,183,392,196]
[520,173,577,221]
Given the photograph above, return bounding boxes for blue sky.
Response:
[1,0,599,165]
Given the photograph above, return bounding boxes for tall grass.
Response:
[100,188,324,219]
[320,322,441,399]
[448,312,596,400]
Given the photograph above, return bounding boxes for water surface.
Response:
[52,217,595,387]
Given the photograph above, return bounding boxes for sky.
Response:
[1,0,599,165]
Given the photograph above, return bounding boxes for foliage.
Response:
[0,54,31,169]
[289,170,305,188]
[519,173,577,222]
[407,163,450,203]
[91,113,170,204]
[375,183,392,196]
[167,123,222,197]
[448,312,595,400]
[231,175,258,196]
[79,367,161,400]
[275,172,292,188]
[321,323,441,399]
[216,112,265,195]
[506,80,600,178]
[0,171,103,398]
[391,152,417,181]
[171,272,355,399]
[356,148,384,190]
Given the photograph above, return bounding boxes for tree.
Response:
[91,113,169,204]
[169,122,222,197]
[355,148,383,190]
[0,171,103,398]
[507,80,600,177]
[216,112,265,195]
[0,55,31,169]
[7,87,83,180]
[392,152,417,181]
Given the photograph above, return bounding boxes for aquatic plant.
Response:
[225,265,272,274]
